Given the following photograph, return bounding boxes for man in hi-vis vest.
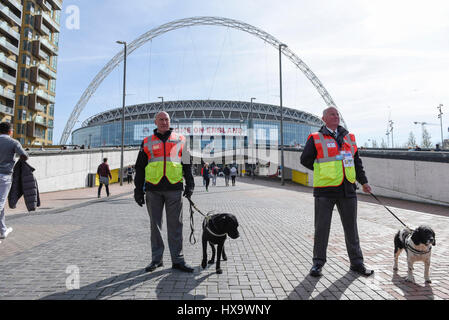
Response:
[134,111,195,273]
[300,107,373,278]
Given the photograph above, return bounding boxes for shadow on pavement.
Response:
[391,271,434,300]
[155,270,212,300]
[287,272,358,300]
[40,268,169,300]
[40,266,213,300]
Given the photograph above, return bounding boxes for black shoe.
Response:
[145,261,163,272]
[350,264,374,277]
[309,264,323,277]
[172,263,194,273]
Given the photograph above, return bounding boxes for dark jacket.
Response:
[8,159,41,211]
[202,167,210,179]
[97,163,112,178]
[223,167,230,176]
[300,125,368,198]
[134,128,194,193]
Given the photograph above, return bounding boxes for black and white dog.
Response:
[201,213,239,274]
[394,225,436,283]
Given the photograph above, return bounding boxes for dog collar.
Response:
[205,216,227,238]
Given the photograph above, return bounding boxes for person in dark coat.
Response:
[300,106,373,278]
[97,158,112,198]
[8,159,40,212]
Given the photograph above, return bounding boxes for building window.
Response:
[51,56,57,70]
[47,128,53,141]
[22,54,31,66]
[49,104,54,116]
[49,79,56,93]
[26,1,35,13]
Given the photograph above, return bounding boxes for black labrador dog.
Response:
[201,213,239,274]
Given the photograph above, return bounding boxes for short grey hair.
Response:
[154,111,170,120]
[322,106,338,117]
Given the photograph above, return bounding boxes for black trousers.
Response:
[98,183,110,196]
[313,197,364,267]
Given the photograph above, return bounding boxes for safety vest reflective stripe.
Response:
[311,132,357,187]
[143,132,185,185]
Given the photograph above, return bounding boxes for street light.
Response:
[250,97,256,180]
[279,43,287,185]
[437,104,444,149]
[116,40,127,186]
[158,96,164,111]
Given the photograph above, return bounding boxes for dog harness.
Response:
[405,236,432,255]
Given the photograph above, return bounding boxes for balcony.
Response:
[26,121,38,138]
[0,53,17,71]
[28,93,46,113]
[5,0,23,12]
[38,63,56,79]
[40,37,58,56]
[32,40,49,61]
[36,0,52,11]
[0,102,13,116]
[0,86,15,101]
[0,36,19,56]
[36,89,55,103]
[34,15,50,37]
[0,68,16,86]
[47,0,62,10]
[41,11,60,33]
[0,3,22,27]
[0,21,20,41]
[35,116,48,127]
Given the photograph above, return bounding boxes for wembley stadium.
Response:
[71,100,324,150]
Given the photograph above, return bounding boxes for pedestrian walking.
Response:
[134,111,195,273]
[0,122,28,240]
[97,158,112,198]
[211,165,219,186]
[223,165,230,186]
[127,166,134,184]
[202,163,210,191]
[300,106,374,278]
[230,165,238,186]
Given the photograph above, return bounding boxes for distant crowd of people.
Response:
[200,162,239,191]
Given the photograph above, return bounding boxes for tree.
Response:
[406,131,417,148]
[421,128,433,148]
[371,139,378,148]
[380,138,387,148]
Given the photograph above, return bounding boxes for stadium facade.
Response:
[72,100,323,151]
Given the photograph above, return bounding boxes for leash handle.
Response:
[369,192,411,230]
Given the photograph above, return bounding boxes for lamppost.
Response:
[250,97,256,180]
[279,44,287,185]
[389,120,394,148]
[437,104,444,149]
[116,40,127,186]
[158,96,164,111]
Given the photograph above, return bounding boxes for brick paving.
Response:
[0,176,447,300]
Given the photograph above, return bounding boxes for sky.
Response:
[55,0,449,147]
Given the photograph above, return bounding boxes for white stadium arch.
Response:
[60,16,345,144]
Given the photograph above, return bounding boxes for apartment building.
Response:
[12,0,62,146]
[0,0,22,125]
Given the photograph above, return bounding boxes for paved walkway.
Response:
[0,176,448,300]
